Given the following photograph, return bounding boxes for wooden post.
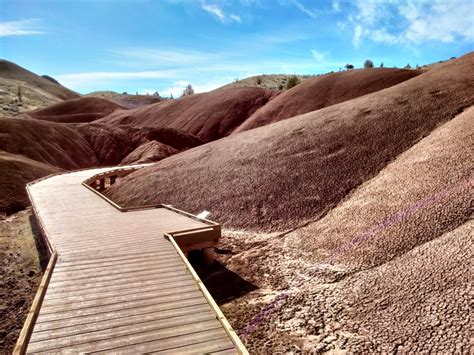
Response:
[99,178,105,191]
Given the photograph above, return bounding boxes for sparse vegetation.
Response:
[364,59,374,68]
[181,84,195,97]
[405,63,412,69]
[256,76,262,85]
[345,63,354,70]
[380,62,384,68]
[285,75,300,90]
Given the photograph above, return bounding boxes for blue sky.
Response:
[1,0,473,96]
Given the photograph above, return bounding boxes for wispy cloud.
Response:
[111,48,219,66]
[201,2,241,23]
[310,50,329,63]
[0,19,44,37]
[292,0,317,19]
[348,0,474,48]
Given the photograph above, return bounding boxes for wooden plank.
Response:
[43,270,191,296]
[28,312,218,352]
[102,328,231,354]
[49,258,183,280]
[29,304,214,343]
[39,284,199,314]
[155,336,236,354]
[42,275,193,303]
[33,297,209,333]
[35,291,204,323]
[47,263,187,286]
[44,269,190,294]
[37,320,224,353]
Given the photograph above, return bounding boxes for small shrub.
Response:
[285,75,300,90]
[256,76,262,85]
[345,63,354,70]
[364,59,374,68]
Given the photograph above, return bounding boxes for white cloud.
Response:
[310,50,328,63]
[0,19,43,37]
[332,0,341,12]
[229,14,242,23]
[292,0,317,19]
[352,25,364,47]
[347,0,474,47]
[111,48,218,65]
[201,2,241,23]
[56,70,177,89]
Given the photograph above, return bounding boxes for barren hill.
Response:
[0,152,62,214]
[0,117,203,215]
[0,60,80,116]
[235,68,421,132]
[103,52,474,352]
[97,87,277,142]
[104,53,473,231]
[27,97,126,123]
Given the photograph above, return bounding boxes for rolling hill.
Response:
[27,97,126,123]
[235,68,421,133]
[97,87,277,142]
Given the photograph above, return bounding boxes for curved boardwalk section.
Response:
[17,167,246,354]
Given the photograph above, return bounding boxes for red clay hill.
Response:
[27,97,126,123]
[105,53,473,232]
[235,68,421,133]
[97,87,277,142]
[0,117,202,215]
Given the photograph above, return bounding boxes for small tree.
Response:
[17,86,22,103]
[170,93,174,99]
[256,76,262,85]
[345,63,354,70]
[181,84,195,97]
[404,63,411,69]
[380,62,384,68]
[364,59,374,68]
[285,75,300,90]
[153,91,160,97]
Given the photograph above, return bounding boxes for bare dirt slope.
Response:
[235,68,421,132]
[0,60,78,101]
[105,53,474,232]
[0,60,80,117]
[75,123,202,166]
[0,152,61,215]
[27,97,126,123]
[97,87,277,142]
[0,210,43,353]
[0,117,99,170]
[218,106,473,353]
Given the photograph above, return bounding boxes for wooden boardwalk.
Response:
[15,167,247,354]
